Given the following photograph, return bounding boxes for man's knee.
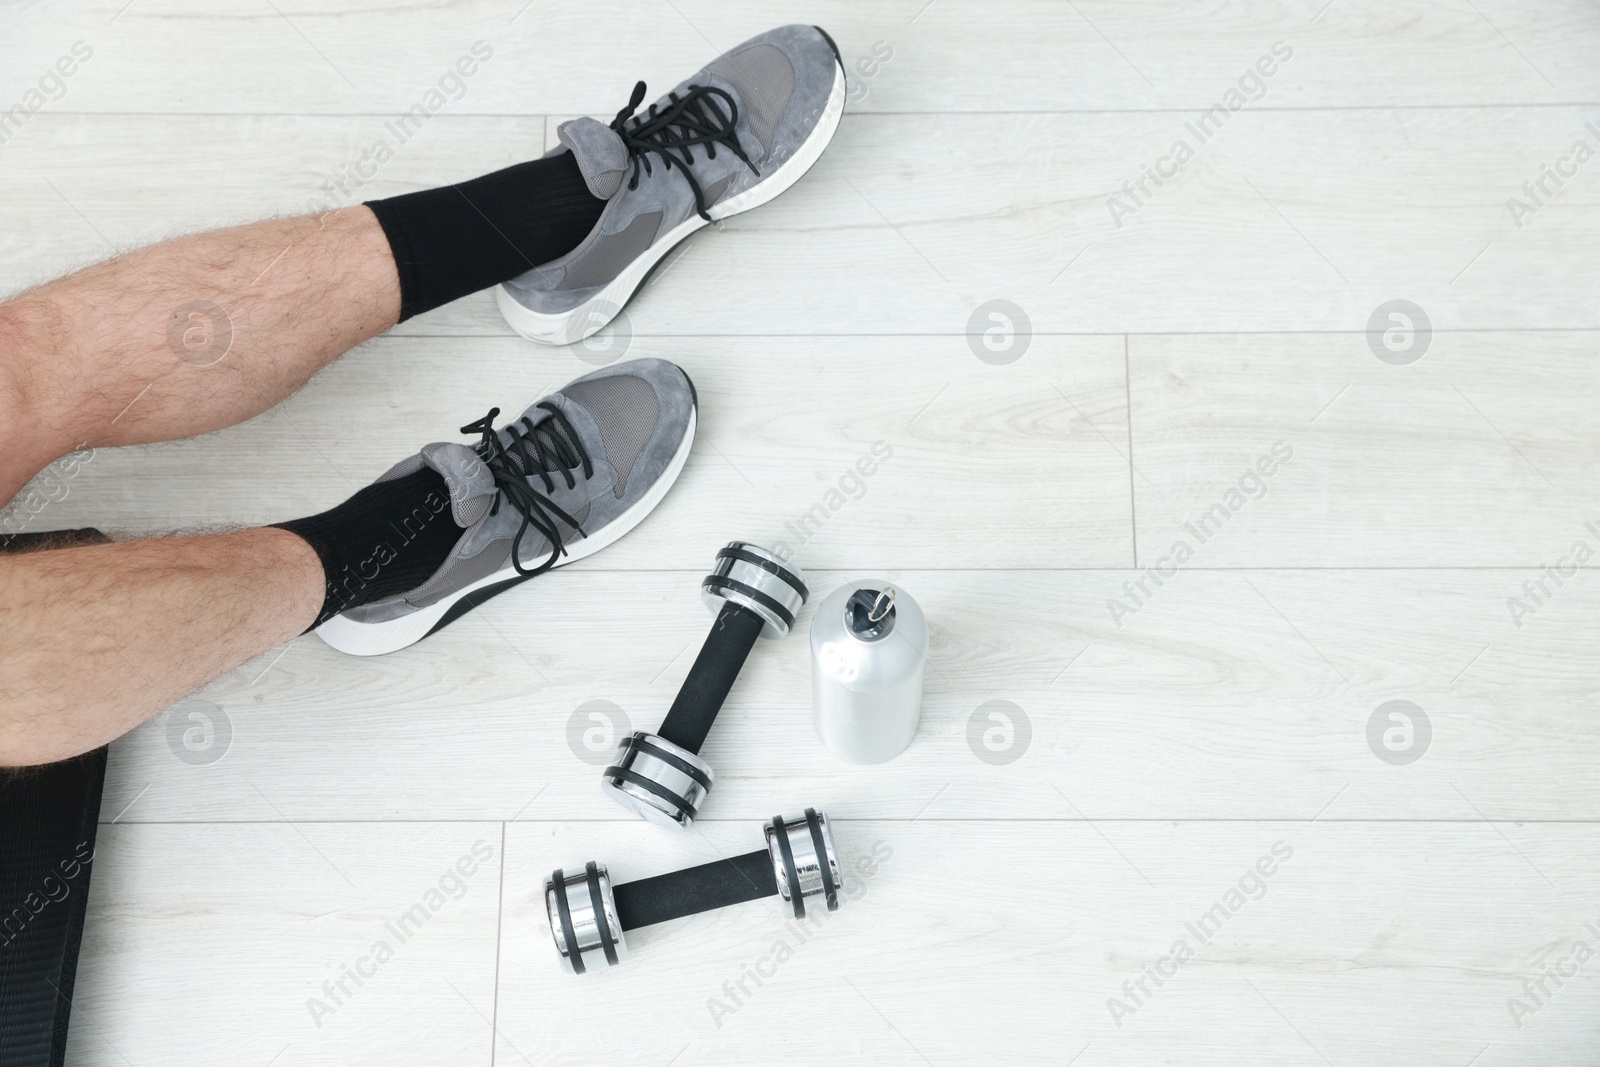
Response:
[0,298,71,505]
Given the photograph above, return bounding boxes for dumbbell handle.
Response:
[655,601,766,754]
[546,811,838,973]
[612,849,775,930]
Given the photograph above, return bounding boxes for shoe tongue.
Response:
[557,117,627,199]
[418,442,497,528]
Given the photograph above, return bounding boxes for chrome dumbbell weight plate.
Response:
[600,731,714,829]
[544,862,627,975]
[700,541,809,638]
[765,808,841,917]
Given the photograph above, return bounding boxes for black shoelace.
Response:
[459,403,594,577]
[610,79,758,221]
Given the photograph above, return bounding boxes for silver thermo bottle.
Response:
[810,582,927,763]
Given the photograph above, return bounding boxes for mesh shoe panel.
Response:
[707,44,796,158]
[562,374,661,497]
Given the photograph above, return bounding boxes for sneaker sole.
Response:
[496,54,848,346]
[314,403,698,657]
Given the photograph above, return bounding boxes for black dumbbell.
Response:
[602,542,808,828]
[543,808,841,974]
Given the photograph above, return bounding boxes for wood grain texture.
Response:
[95,567,1600,824]
[1130,331,1600,566]
[10,333,1129,567]
[7,0,1599,114]
[0,114,547,336]
[494,820,1600,1067]
[6,106,1600,336]
[72,823,503,1067]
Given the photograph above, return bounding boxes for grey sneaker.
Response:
[496,24,846,345]
[316,358,697,656]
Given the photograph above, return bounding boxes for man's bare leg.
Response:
[0,206,396,766]
[0,530,321,765]
[0,206,399,505]
[0,148,609,766]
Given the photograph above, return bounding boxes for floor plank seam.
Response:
[489,821,506,1067]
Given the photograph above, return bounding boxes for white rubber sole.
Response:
[315,406,697,657]
[497,58,848,346]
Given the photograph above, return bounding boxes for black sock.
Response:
[274,468,463,629]
[365,152,606,321]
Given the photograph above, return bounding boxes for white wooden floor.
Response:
[6,1,1600,1064]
